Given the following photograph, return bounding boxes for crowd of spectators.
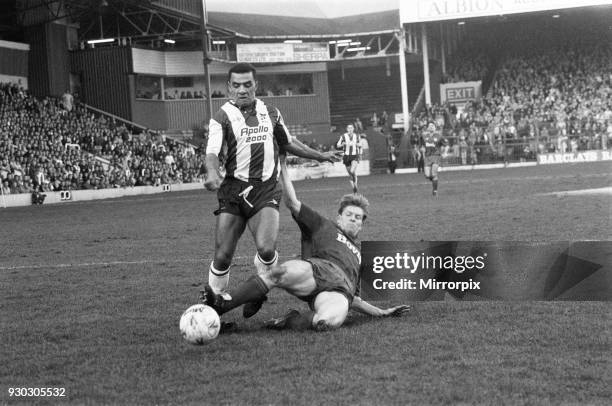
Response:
[410,30,611,166]
[442,40,492,84]
[164,89,207,100]
[3,20,611,193]
[0,82,207,195]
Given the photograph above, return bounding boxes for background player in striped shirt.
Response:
[204,63,340,316]
[201,156,410,331]
[336,124,363,193]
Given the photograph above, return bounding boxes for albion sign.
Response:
[400,0,612,23]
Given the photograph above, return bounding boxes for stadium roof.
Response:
[206,10,401,39]
[153,0,402,38]
[0,0,401,45]
[2,1,608,48]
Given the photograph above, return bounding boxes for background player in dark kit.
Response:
[421,123,444,196]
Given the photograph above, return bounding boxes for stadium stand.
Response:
[442,40,493,85]
[328,65,423,131]
[407,19,611,168]
[0,82,206,194]
[1,2,610,198]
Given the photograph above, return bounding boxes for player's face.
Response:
[337,205,365,239]
[228,72,257,107]
[347,125,354,133]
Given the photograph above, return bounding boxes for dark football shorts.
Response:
[424,154,441,166]
[214,177,282,219]
[342,154,359,167]
[297,258,356,307]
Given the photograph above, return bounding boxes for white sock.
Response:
[208,263,230,294]
[254,251,278,275]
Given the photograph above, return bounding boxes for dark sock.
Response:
[220,275,269,315]
[286,311,315,331]
[433,179,438,192]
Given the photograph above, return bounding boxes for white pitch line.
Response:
[0,259,196,271]
[546,186,612,196]
[0,255,300,272]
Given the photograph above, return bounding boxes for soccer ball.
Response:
[179,304,221,344]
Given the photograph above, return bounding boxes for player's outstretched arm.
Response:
[279,156,301,216]
[284,137,342,163]
[203,153,222,191]
[351,296,411,317]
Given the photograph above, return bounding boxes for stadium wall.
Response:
[1,183,203,208]
[0,40,29,83]
[130,49,330,130]
[131,71,330,131]
[46,23,70,97]
[328,61,424,128]
[70,47,133,120]
[131,97,168,129]
[24,25,48,98]
[271,71,330,124]
[0,161,369,208]
[25,23,70,98]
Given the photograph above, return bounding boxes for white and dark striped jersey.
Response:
[206,99,292,182]
[336,132,362,156]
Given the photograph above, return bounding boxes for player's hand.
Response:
[204,171,221,191]
[381,305,411,317]
[320,150,343,163]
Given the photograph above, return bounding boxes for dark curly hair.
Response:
[227,63,257,81]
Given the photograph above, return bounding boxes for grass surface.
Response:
[1,162,611,405]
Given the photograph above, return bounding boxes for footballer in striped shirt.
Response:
[336,124,363,193]
[203,63,341,316]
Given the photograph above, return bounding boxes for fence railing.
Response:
[398,133,609,169]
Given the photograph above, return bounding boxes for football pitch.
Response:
[1,162,611,405]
